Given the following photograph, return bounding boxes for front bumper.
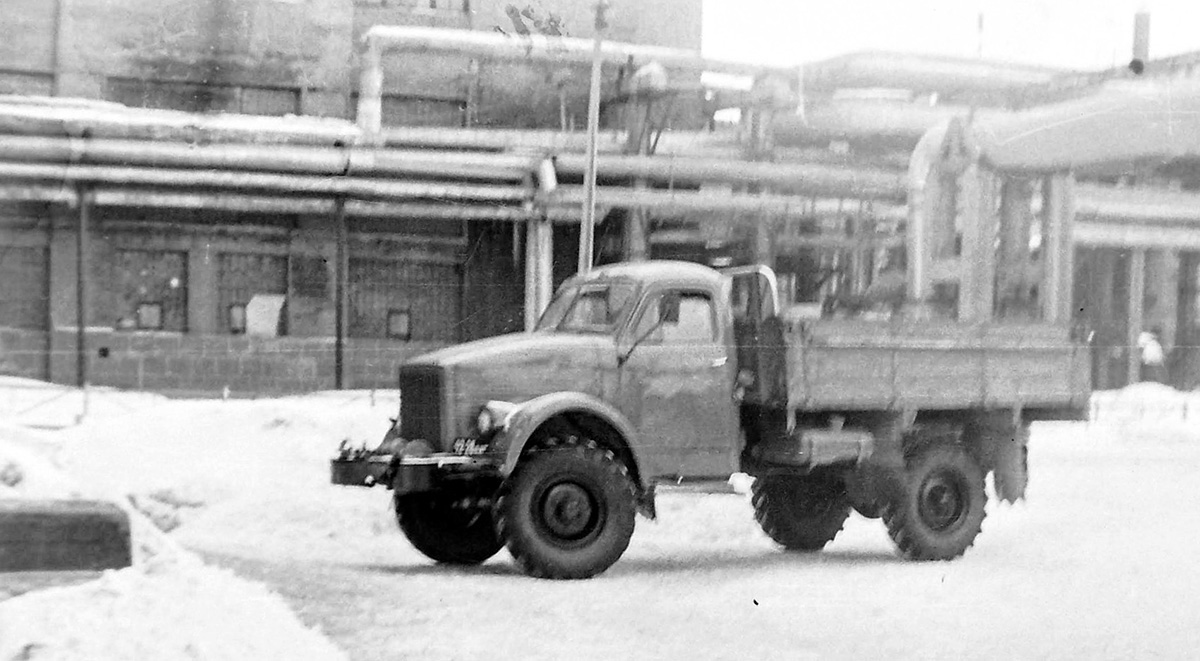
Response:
[330,449,497,493]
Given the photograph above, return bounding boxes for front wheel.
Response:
[883,444,987,561]
[395,487,503,565]
[495,439,636,579]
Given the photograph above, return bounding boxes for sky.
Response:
[702,0,1200,71]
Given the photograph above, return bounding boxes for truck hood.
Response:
[407,332,619,415]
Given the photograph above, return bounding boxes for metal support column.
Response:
[578,1,608,274]
[74,186,92,388]
[1126,247,1146,385]
[334,198,348,389]
[523,211,553,331]
[1042,174,1074,324]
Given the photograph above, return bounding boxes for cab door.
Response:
[724,266,786,406]
[619,287,739,478]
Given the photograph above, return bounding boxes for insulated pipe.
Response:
[0,181,864,221]
[0,102,359,146]
[0,129,908,202]
[362,25,779,77]
[0,185,553,220]
[802,51,1067,95]
[553,185,845,217]
[553,152,907,201]
[8,182,1177,225]
[0,162,530,202]
[356,25,791,137]
[0,135,536,180]
[0,100,744,157]
[773,101,1006,149]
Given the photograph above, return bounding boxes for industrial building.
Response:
[1,2,1199,393]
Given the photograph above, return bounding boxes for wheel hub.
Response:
[918,471,966,532]
[540,482,598,541]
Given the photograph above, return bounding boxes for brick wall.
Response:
[0,326,445,395]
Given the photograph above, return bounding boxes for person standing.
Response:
[1137,327,1167,383]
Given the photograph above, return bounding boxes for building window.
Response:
[349,259,460,341]
[350,93,467,127]
[387,308,411,340]
[113,250,188,332]
[0,70,54,96]
[0,245,48,330]
[290,255,329,299]
[105,78,300,116]
[218,253,288,335]
[228,304,248,335]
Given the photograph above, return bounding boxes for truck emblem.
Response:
[452,438,489,456]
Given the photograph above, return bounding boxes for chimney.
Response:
[1131,11,1151,73]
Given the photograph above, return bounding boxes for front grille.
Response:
[399,365,444,449]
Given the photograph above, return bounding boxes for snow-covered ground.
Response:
[2,376,1199,660]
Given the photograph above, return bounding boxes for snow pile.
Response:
[1089,383,1200,442]
[0,381,353,661]
[0,376,167,429]
[0,421,186,564]
[0,424,80,499]
[0,555,348,661]
[56,391,397,536]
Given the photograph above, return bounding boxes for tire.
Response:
[495,439,636,579]
[395,487,504,565]
[752,474,851,551]
[884,443,987,561]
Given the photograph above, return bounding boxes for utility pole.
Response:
[578,0,609,274]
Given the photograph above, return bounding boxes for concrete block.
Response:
[0,500,132,572]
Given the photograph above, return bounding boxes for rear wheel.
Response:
[495,439,636,579]
[752,473,851,551]
[884,444,986,561]
[395,485,503,565]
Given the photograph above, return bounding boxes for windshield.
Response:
[536,281,638,333]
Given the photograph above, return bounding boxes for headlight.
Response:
[475,401,518,436]
[476,407,496,435]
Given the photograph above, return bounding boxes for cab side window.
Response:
[633,291,717,345]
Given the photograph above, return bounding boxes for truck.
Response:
[332,258,1091,579]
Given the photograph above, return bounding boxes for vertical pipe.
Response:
[1094,248,1117,388]
[624,102,649,261]
[525,215,553,329]
[524,215,537,332]
[356,36,384,143]
[1127,248,1146,386]
[465,58,482,127]
[537,216,552,312]
[1042,174,1074,324]
[75,185,90,388]
[334,198,348,389]
[52,0,65,95]
[578,3,607,274]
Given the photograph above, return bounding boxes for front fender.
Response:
[489,391,648,491]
